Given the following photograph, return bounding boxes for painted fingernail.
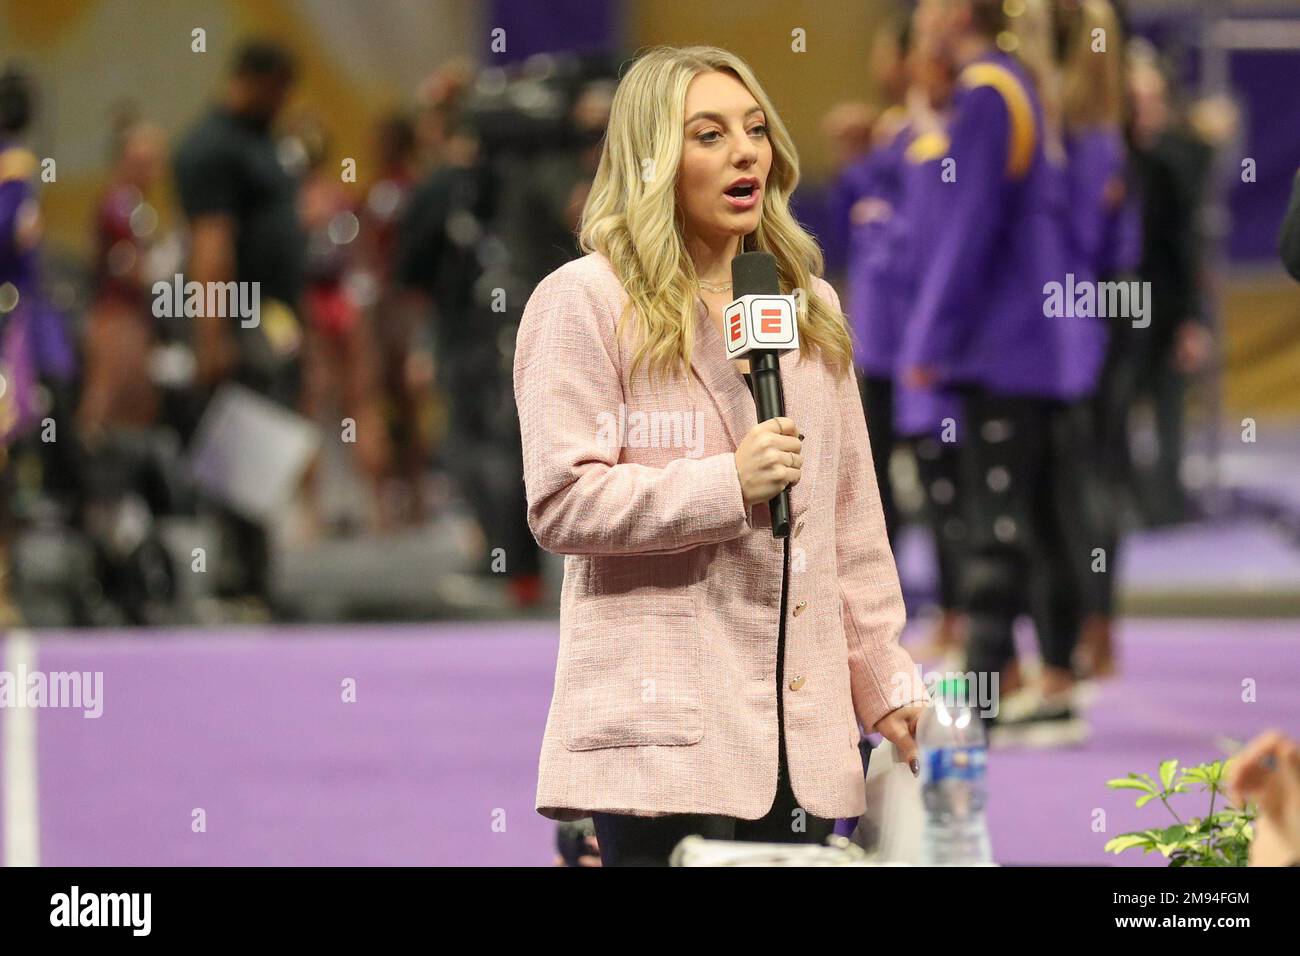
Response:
[910,758,920,777]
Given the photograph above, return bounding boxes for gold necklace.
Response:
[698,277,732,294]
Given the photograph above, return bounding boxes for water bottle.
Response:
[917,676,993,865]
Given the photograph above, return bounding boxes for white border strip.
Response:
[2,629,39,866]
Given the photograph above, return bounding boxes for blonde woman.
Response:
[1057,0,1136,681]
[513,45,926,866]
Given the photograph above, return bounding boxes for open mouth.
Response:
[723,180,761,209]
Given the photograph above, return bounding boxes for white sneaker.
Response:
[1073,678,1101,708]
[988,690,1089,749]
[991,685,1041,722]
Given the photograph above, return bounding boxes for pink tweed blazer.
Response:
[513,251,926,823]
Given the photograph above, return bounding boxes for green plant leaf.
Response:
[1104,833,1153,854]
[1105,759,1258,867]
[1158,823,1190,843]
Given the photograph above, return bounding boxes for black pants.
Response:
[590,537,836,866]
[1132,338,1190,526]
[958,388,1091,678]
[440,339,541,578]
[1086,316,1147,617]
[911,434,966,612]
[858,373,899,544]
[590,729,837,866]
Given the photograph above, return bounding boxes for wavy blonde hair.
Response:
[1004,0,1065,164]
[578,45,854,395]
[1060,0,1126,130]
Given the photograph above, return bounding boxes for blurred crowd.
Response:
[0,4,1288,867]
[0,41,616,627]
[812,0,1238,748]
[0,2,1240,656]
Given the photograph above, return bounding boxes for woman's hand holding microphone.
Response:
[734,416,803,508]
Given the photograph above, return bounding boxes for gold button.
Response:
[793,601,807,616]
[789,675,806,691]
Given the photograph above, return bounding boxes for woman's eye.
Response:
[697,124,766,144]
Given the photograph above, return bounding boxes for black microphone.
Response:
[731,251,793,538]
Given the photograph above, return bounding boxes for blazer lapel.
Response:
[689,298,756,452]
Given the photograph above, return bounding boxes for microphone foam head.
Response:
[731,251,780,298]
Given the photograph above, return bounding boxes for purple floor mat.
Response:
[1,617,1295,866]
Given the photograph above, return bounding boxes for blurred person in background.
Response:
[415,57,476,171]
[826,7,971,665]
[0,68,78,436]
[67,110,187,627]
[494,75,614,597]
[398,76,543,608]
[0,66,41,626]
[77,110,169,441]
[173,39,304,610]
[819,99,876,285]
[1125,43,1217,527]
[902,0,1091,744]
[890,8,969,664]
[0,66,78,625]
[1055,0,1140,681]
[288,112,391,537]
[821,101,878,177]
[360,112,435,527]
[498,78,612,289]
[0,67,44,452]
[999,0,1106,735]
[826,9,914,548]
[1282,168,1300,281]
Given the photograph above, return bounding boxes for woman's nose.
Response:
[732,146,757,167]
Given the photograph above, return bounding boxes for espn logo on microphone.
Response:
[722,294,800,360]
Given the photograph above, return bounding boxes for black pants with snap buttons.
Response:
[957,387,1091,679]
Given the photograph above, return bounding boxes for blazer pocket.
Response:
[563,594,704,751]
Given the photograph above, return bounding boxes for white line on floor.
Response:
[2,629,39,866]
